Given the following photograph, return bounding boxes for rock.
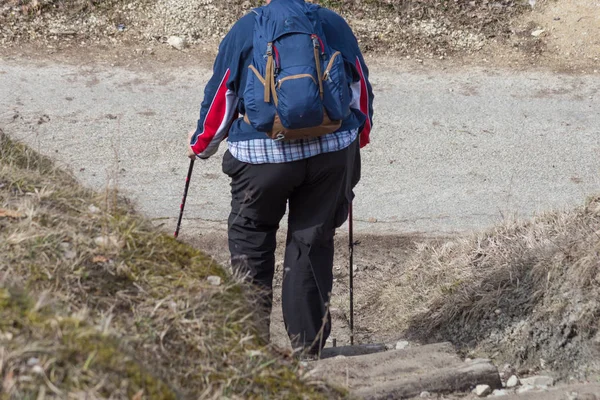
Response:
[63,250,77,260]
[31,365,44,375]
[320,343,387,359]
[531,29,545,37]
[207,276,221,286]
[502,385,600,400]
[27,357,39,366]
[517,384,535,394]
[246,350,262,357]
[312,342,502,399]
[474,384,492,397]
[492,389,508,396]
[395,340,409,350]
[419,391,431,398]
[506,375,520,388]
[469,358,492,365]
[521,375,554,388]
[579,394,598,400]
[94,235,122,249]
[566,393,598,400]
[167,36,186,50]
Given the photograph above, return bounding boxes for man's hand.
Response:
[187,129,197,159]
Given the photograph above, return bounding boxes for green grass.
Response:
[0,130,347,399]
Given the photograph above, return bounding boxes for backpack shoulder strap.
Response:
[305,3,322,26]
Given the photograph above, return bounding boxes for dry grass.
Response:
[375,195,600,378]
[0,130,347,399]
[0,285,176,399]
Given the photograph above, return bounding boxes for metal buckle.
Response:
[273,133,285,142]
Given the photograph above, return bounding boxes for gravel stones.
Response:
[0,0,526,57]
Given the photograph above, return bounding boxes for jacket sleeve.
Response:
[349,50,374,148]
[190,17,252,159]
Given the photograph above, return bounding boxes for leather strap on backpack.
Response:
[311,35,324,100]
[264,42,273,103]
[264,43,279,106]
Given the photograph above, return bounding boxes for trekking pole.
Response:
[174,158,195,239]
[348,201,354,346]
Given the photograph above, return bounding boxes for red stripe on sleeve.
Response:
[355,58,371,148]
[191,69,231,155]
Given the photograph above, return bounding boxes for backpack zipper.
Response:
[277,74,317,88]
[322,51,341,82]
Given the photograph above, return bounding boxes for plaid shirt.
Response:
[227,129,358,164]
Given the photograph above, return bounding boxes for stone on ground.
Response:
[395,340,409,350]
[520,375,555,388]
[167,36,186,50]
[501,384,600,400]
[506,375,520,388]
[320,343,387,359]
[517,384,536,394]
[474,384,492,397]
[308,342,501,399]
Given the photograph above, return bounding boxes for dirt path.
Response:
[1,58,599,236]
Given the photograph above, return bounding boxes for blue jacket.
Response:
[191,0,374,159]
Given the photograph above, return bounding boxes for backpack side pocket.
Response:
[322,51,351,121]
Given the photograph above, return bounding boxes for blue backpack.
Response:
[243,1,350,141]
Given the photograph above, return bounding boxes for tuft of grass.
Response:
[0,284,177,399]
[0,131,347,399]
[375,192,600,378]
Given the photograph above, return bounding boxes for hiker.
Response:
[186,0,373,356]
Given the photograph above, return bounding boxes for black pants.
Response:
[222,139,360,353]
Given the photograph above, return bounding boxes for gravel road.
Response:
[1,58,599,237]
